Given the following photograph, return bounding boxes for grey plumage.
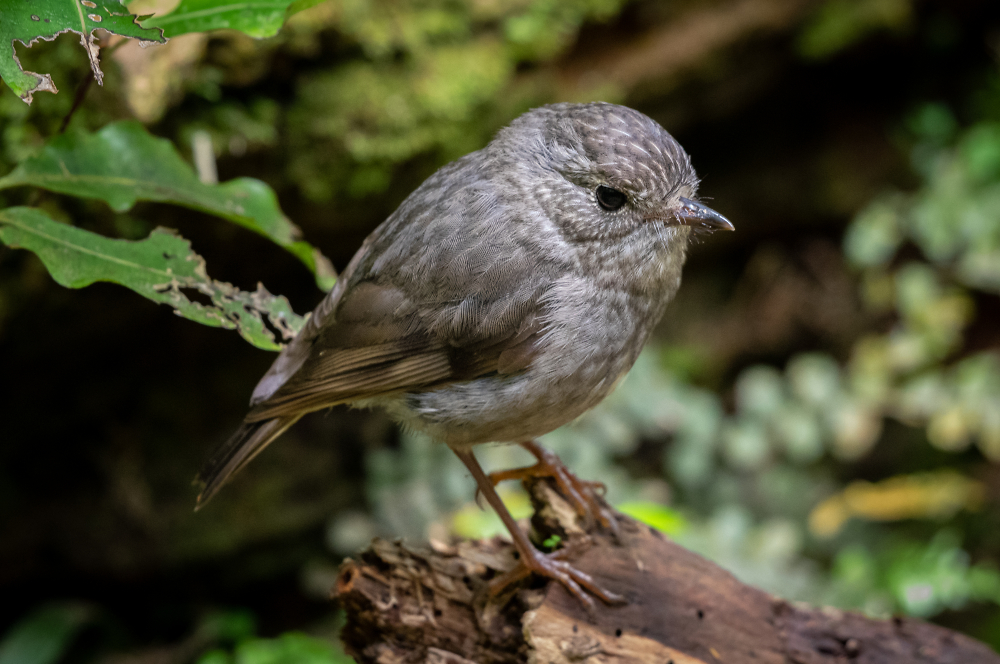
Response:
[196,102,732,507]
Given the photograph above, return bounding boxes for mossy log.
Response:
[334,479,1000,664]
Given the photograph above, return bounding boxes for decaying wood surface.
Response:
[333,478,1000,664]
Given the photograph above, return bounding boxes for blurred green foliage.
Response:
[194,610,352,664]
[616,501,688,537]
[199,633,352,664]
[286,0,625,201]
[0,604,93,664]
[797,0,913,59]
[828,531,1000,619]
[842,104,1000,458]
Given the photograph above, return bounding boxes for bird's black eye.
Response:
[595,185,627,211]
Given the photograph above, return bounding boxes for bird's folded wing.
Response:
[198,309,540,506]
[244,281,545,422]
[244,338,450,420]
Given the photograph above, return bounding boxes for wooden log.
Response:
[334,479,1000,664]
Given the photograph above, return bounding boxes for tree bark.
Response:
[333,479,1000,664]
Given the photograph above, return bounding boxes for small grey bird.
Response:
[197,102,732,607]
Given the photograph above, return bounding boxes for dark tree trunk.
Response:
[334,479,1000,664]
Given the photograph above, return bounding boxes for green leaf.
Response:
[232,632,354,664]
[139,0,301,38]
[617,501,688,536]
[0,603,93,664]
[197,609,257,643]
[0,0,164,103]
[0,121,335,290]
[0,206,305,350]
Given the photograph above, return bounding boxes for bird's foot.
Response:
[484,440,619,538]
[456,448,626,612]
[489,541,625,612]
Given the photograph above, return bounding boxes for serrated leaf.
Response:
[0,206,305,350]
[0,0,165,103]
[0,121,336,290]
[139,0,299,38]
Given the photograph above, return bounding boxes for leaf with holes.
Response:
[0,206,306,350]
[0,121,336,290]
[0,0,164,103]
[139,0,300,38]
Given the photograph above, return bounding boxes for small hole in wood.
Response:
[336,566,357,593]
[572,624,578,633]
[697,609,704,619]
[615,628,622,637]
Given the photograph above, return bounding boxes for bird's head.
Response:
[493,102,733,245]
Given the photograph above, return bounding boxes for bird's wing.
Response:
[248,223,376,406]
[243,276,547,421]
[245,152,544,407]
[196,274,543,502]
[195,278,545,506]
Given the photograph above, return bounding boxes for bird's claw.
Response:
[488,543,625,611]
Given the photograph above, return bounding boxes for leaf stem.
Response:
[58,71,95,134]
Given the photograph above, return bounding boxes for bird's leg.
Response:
[455,449,624,610]
[484,439,618,536]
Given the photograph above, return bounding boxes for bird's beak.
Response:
[671,197,734,232]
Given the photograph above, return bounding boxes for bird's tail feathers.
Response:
[195,416,299,509]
